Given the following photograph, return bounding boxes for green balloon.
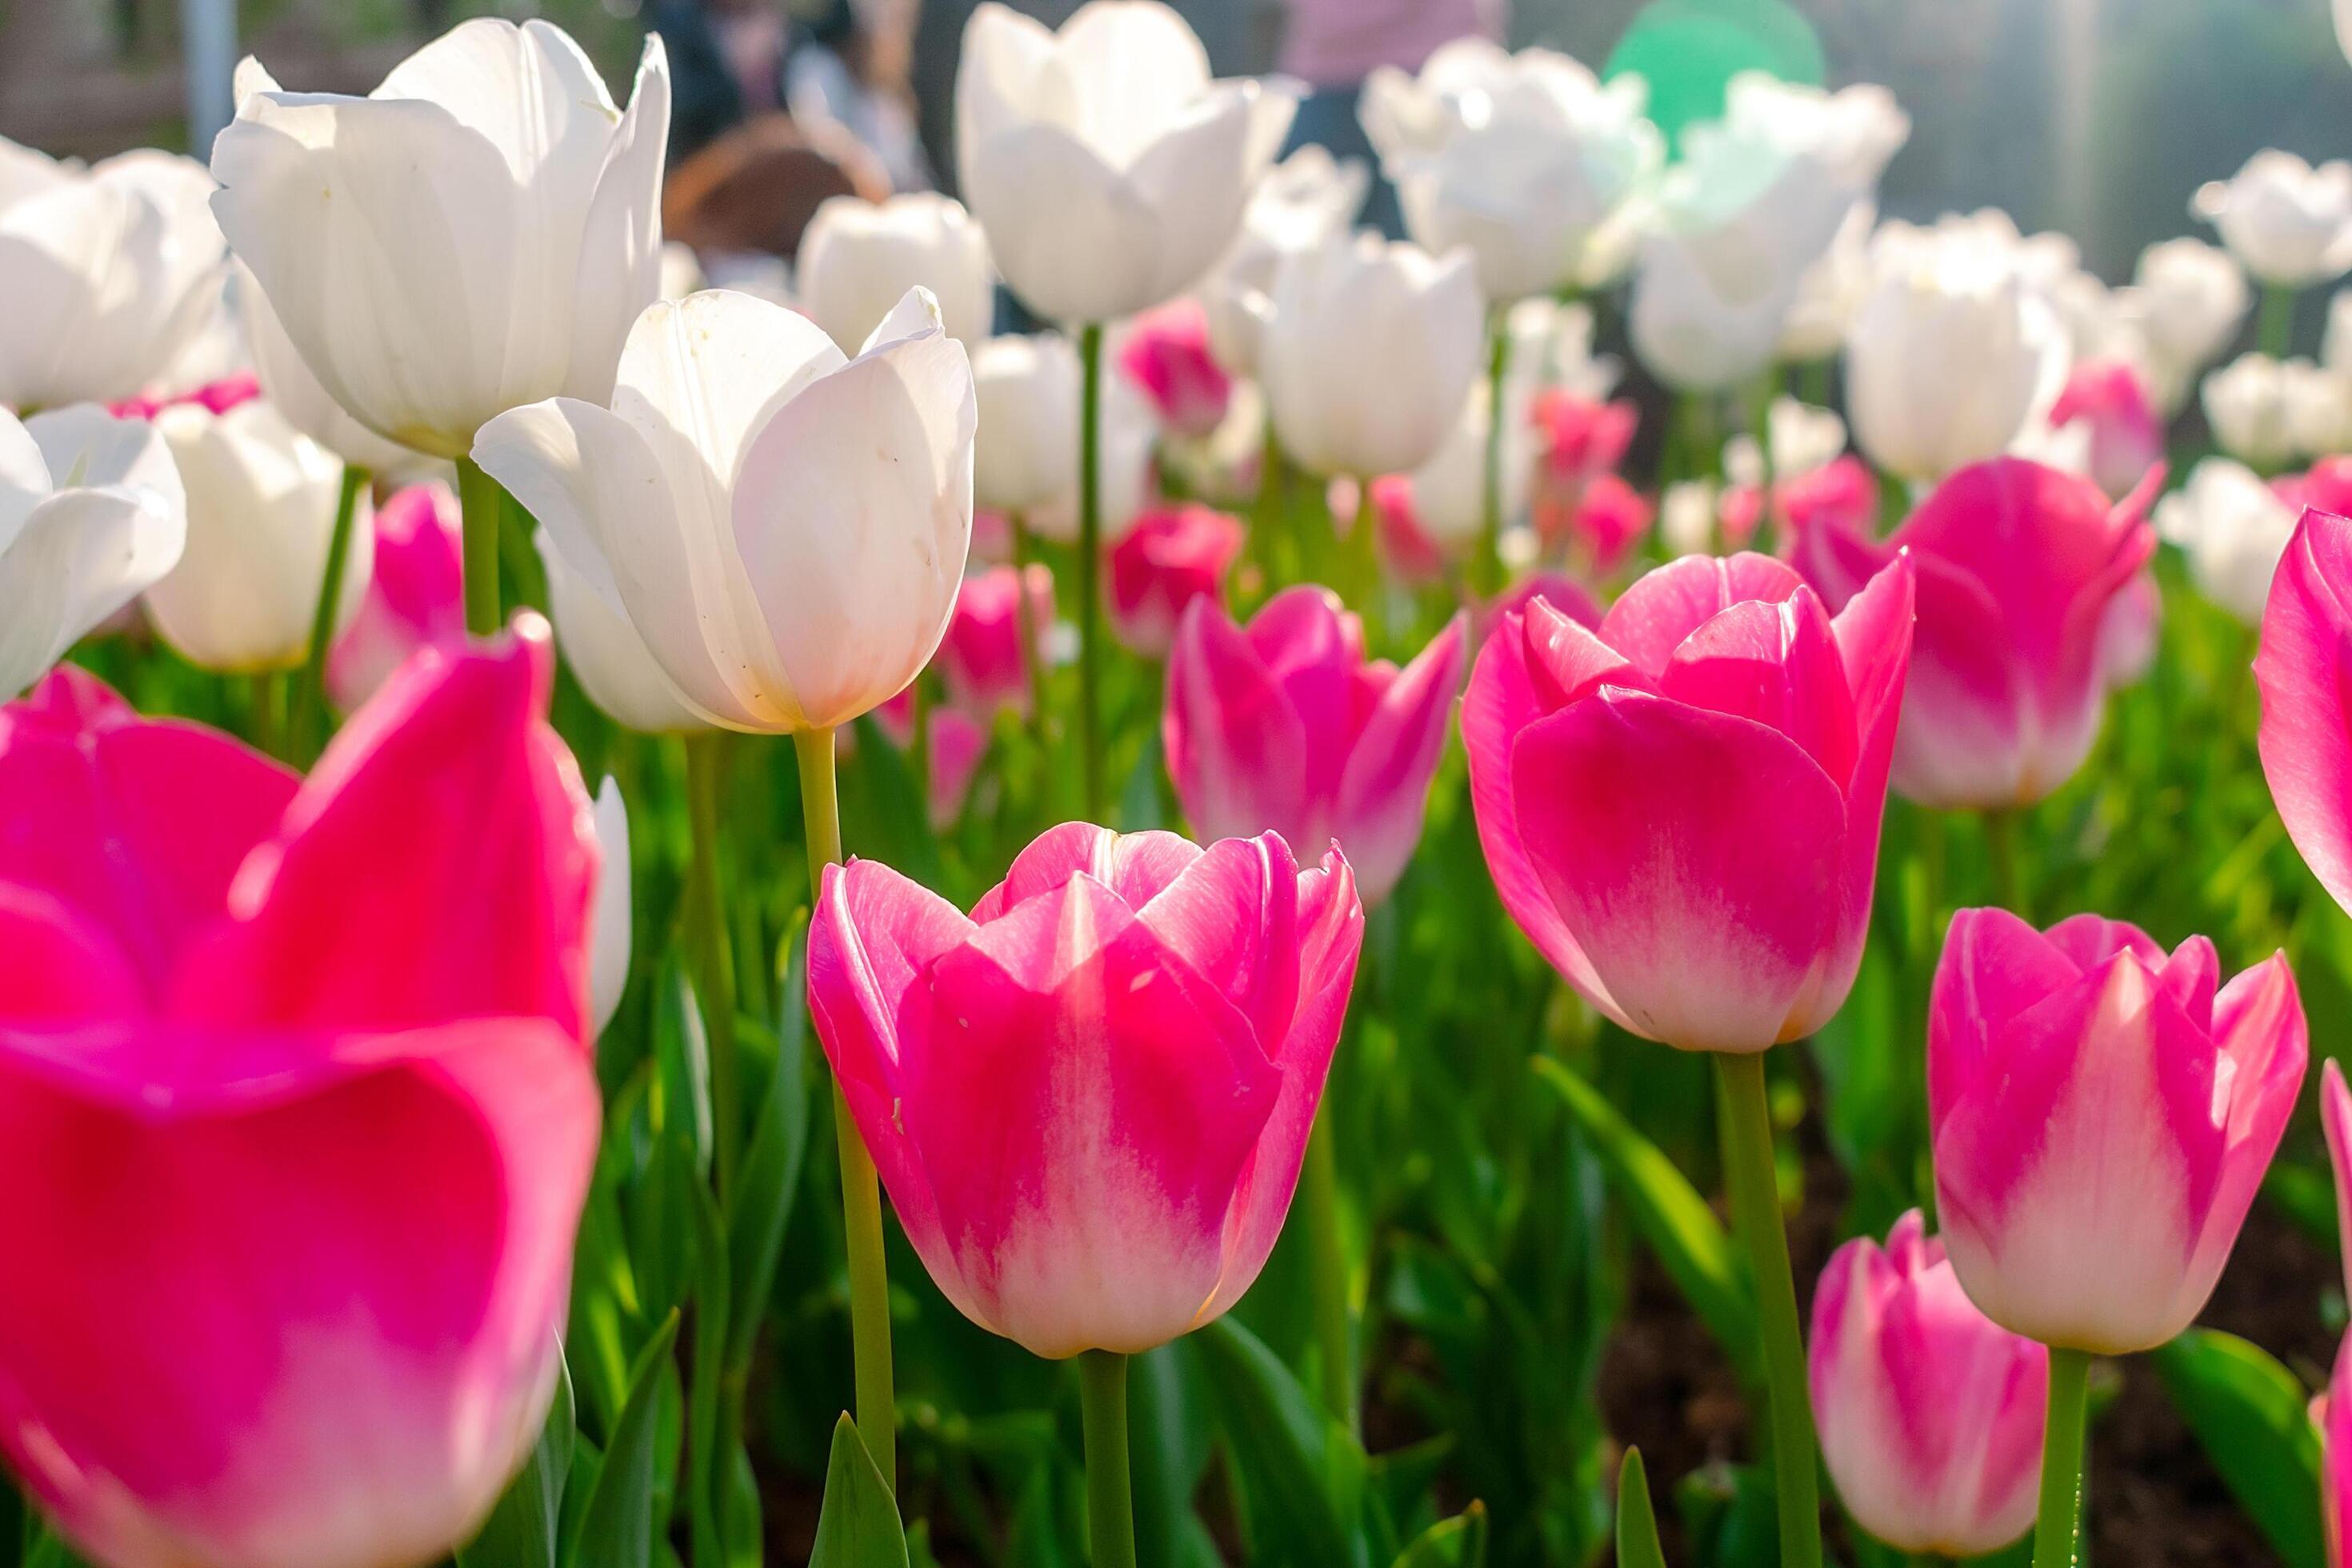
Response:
[1604,0,1827,153]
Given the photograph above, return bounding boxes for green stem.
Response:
[1474,311,1510,597]
[456,454,502,635]
[794,727,898,1494]
[248,670,288,758]
[910,674,933,806]
[2031,1347,2094,1568]
[1714,1052,1822,1568]
[1302,1107,1354,1432]
[2258,283,2297,359]
[1078,321,1107,818]
[1011,511,1050,748]
[685,734,741,1194]
[294,462,367,757]
[1984,808,2026,918]
[1745,374,1777,555]
[1080,1350,1138,1568]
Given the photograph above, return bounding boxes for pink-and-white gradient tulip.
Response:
[806,822,1362,1358]
[1463,553,1914,1052]
[938,563,1054,718]
[1109,503,1245,658]
[1165,588,1466,906]
[0,622,600,1568]
[1809,1211,2047,1556]
[2050,358,2164,502]
[2326,1330,2352,1568]
[327,482,465,712]
[1790,456,2157,810]
[1927,909,2306,1353]
[1118,298,1233,440]
[2257,508,2352,921]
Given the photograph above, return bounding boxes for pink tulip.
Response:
[1463,552,1914,1052]
[1791,456,2158,810]
[2286,456,2352,519]
[925,706,989,830]
[1536,472,1654,577]
[2325,1329,2352,1568]
[806,822,1363,1358]
[1482,571,1603,646]
[1779,456,1880,542]
[1368,473,1449,587]
[1928,908,2305,1353]
[2256,509,2352,922]
[2050,358,2164,502]
[108,372,263,423]
[1110,504,1246,659]
[1810,1211,2047,1556]
[327,482,464,712]
[1533,389,1637,483]
[0,624,601,1568]
[1117,298,1233,440]
[1166,587,1466,906]
[939,564,1055,718]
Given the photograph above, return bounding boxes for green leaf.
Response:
[1392,1501,1488,1568]
[1532,1058,1758,1385]
[727,921,812,1371]
[458,1342,577,1568]
[1193,1316,1368,1568]
[567,1310,680,1568]
[808,1414,910,1568]
[2150,1328,2326,1568]
[1616,1450,1668,1568]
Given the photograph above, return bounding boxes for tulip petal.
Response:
[567,34,670,409]
[2326,1059,2352,1302]
[1331,614,1466,904]
[0,486,185,701]
[1662,586,1858,790]
[1136,832,1302,1050]
[973,822,1201,922]
[0,886,143,1024]
[1164,597,1312,850]
[966,122,1163,325]
[2177,953,2306,1326]
[1598,551,1806,678]
[2258,509,2352,913]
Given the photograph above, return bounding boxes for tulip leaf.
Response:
[2149,1328,2326,1568]
[1531,1058,1759,1386]
[1193,1316,1369,1568]
[808,1414,910,1568]
[458,1340,578,1568]
[1391,1501,1488,1568]
[567,1310,680,1568]
[726,920,812,1373]
[1616,1450,1668,1568]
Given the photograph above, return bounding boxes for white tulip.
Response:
[2283,358,2352,458]
[1629,231,1796,393]
[2155,457,2299,624]
[474,287,974,734]
[2192,150,2352,290]
[1658,479,1722,558]
[0,406,185,697]
[2128,238,2250,394]
[2201,353,2299,470]
[1363,41,1662,302]
[971,331,1154,542]
[955,1,1294,326]
[1199,144,1369,375]
[212,20,670,459]
[1779,201,1876,362]
[1024,357,1157,546]
[659,242,706,302]
[798,193,994,353]
[237,262,419,475]
[1400,380,1534,550]
[1724,398,1847,489]
[589,777,633,1037]
[2339,0,2352,67]
[146,398,372,673]
[2324,288,2352,375]
[1261,232,1484,478]
[536,529,706,735]
[0,139,226,409]
[1710,73,1910,194]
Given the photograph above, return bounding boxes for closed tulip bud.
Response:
[2193,150,2352,291]
[922,706,990,830]
[1108,504,1243,658]
[2325,1061,2352,1299]
[1118,298,1232,440]
[1534,390,1638,486]
[939,562,1054,717]
[474,286,974,734]
[971,332,1155,542]
[1779,201,1877,363]
[1629,231,1798,394]
[2203,353,2302,471]
[1198,145,1369,376]
[2154,458,2298,625]
[1791,457,2156,810]
[1929,909,2305,1353]
[534,527,707,736]
[145,398,374,674]
[213,20,670,458]
[1170,588,1466,907]
[798,193,994,354]
[327,482,465,712]
[0,405,186,699]
[1262,232,1484,479]
[1810,1211,2047,1556]
[589,776,631,1036]
[0,622,602,1568]
[1465,553,1914,1051]
[2050,358,2164,500]
[2286,358,2352,459]
[808,822,1362,1357]
[955,2,1294,326]
[0,138,226,410]
[2130,238,2250,399]
[237,262,421,475]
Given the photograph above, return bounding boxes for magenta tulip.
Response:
[1482,572,1604,646]
[1462,552,1914,1052]
[924,706,989,830]
[1166,587,1466,907]
[2326,1328,2352,1568]
[1108,503,1246,659]
[327,482,465,712]
[1791,456,2158,810]
[939,563,1055,720]
[1810,1211,2047,1556]
[1928,908,2305,1353]
[807,822,1363,1358]
[2050,358,2164,502]
[0,624,601,1568]
[1117,298,1233,440]
[2328,1060,2352,1299]
[2258,507,2352,918]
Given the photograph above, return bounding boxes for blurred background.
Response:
[2,0,2347,304]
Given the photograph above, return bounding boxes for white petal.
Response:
[588,776,633,1037]
[0,486,183,698]
[534,526,706,735]
[967,122,1161,323]
[565,32,670,410]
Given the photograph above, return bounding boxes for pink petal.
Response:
[1660,586,1858,790]
[1598,552,1808,678]
[1164,597,1314,853]
[970,822,1204,924]
[2258,509,2352,914]
[1330,614,1466,906]
[2326,1060,2352,1303]
[1135,832,1302,1050]
[0,885,143,1024]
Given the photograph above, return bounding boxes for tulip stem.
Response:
[2031,1347,2094,1568]
[457,455,502,635]
[1302,1107,1355,1432]
[293,462,368,758]
[2258,284,2296,359]
[686,734,741,1194]
[1080,1350,1138,1568]
[1983,808,2026,917]
[1078,320,1107,818]
[1475,310,1510,598]
[794,726,898,1495]
[1714,1051,1822,1568]
[1012,511,1051,755]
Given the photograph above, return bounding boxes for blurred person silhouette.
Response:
[786,0,936,192]
[651,0,789,163]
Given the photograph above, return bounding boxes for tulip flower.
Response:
[1779,202,1878,364]
[797,192,994,354]
[1261,232,1484,479]
[1380,384,1534,562]
[238,262,422,475]
[1790,457,2156,810]
[954,1,1294,327]
[473,286,974,734]
[0,405,186,699]
[535,528,707,735]
[2250,508,2352,918]
[146,398,374,674]
[1107,504,1244,658]
[2154,458,2299,626]
[1810,1211,2047,1556]
[1117,298,1232,440]
[920,706,990,830]
[807,821,1362,1355]
[2202,353,2302,471]
[2127,238,2250,406]
[1484,572,1604,642]
[590,777,632,1035]
[0,623,602,1568]
[939,563,1055,717]
[1534,472,1652,578]
[1368,475,1450,586]
[0,138,226,410]
[212,20,670,458]
[970,332,1154,543]
[2326,1333,2352,1568]
[2193,150,2352,292]
[2050,358,2163,500]
[327,482,465,711]
[1198,145,1369,376]
[1928,908,2304,1352]
[1533,390,1638,486]
[1169,588,1466,908]
[1630,231,1803,394]
[109,372,261,423]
